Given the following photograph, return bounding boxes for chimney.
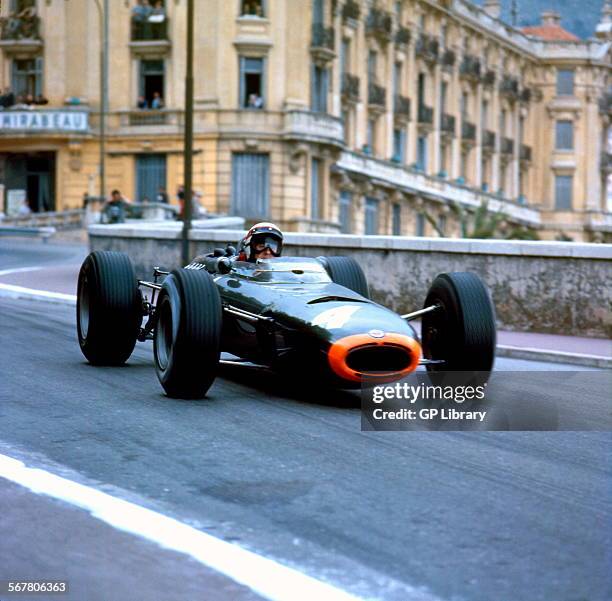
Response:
[483,0,501,19]
[541,11,561,27]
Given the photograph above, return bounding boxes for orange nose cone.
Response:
[328,333,421,383]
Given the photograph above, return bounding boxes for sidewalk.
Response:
[0,260,609,368]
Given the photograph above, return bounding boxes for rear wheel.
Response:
[154,268,222,399]
[317,256,370,299]
[422,272,496,381]
[76,251,142,365]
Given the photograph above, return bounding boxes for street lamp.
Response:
[181,0,194,264]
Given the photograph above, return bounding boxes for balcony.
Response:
[394,94,410,118]
[0,108,89,136]
[441,113,456,135]
[310,23,335,63]
[519,88,532,103]
[341,73,360,102]
[284,110,344,148]
[520,144,532,163]
[462,120,476,142]
[395,27,411,46]
[482,69,496,86]
[130,16,170,55]
[365,8,392,42]
[368,83,386,108]
[500,76,520,100]
[460,55,481,81]
[482,130,496,149]
[342,0,361,22]
[418,104,433,125]
[415,34,439,63]
[501,137,514,155]
[441,49,456,68]
[0,12,42,54]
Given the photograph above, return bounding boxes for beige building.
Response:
[0,0,610,241]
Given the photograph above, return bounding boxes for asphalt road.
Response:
[1,294,611,601]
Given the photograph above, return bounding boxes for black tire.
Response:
[77,251,142,365]
[154,268,222,399]
[422,272,496,378]
[317,256,370,299]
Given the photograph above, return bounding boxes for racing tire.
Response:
[422,272,496,382]
[317,256,370,299]
[154,268,222,399]
[77,251,142,365]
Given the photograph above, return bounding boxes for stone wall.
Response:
[88,226,612,338]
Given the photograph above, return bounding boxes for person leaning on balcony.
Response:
[151,91,164,109]
[137,95,148,110]
[34,94,48,105]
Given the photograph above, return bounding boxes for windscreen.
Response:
[231,257,332,284]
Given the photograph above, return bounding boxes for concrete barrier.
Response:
[88,227,612,338]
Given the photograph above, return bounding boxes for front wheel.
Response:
[76,251,142,365]
[317,256,370,299]
[154,268,222,399]
[422,272,496,380]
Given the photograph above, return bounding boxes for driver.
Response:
[237,222,284,262]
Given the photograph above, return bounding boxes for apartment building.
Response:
[0,0,610,241]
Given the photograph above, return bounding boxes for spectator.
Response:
[103,189,131,224]
[241,0,263,17]
[13,95,31,109]
[18,198,32,216]
[0,88,15,109]
[137,95,148,109]
[151,91,164,109]
[247,93,263,108]
[132,0,149,22]
[34,93,48,105]
[149,1,166,23]
[25,93,35,106]
[156,185,169,204]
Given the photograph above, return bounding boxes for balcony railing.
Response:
[460,55,481,80]
[520,144,532,162]
[415,34,439,62]
[395,27,411,46]
[131,17,168,41]
[0,13,41,40]
[284,110,344,147]
[462,121,476,141]
[501,137,514,155]
[500,76,520,99]
[600,151,612,172]
[441,49,456,67]
[126,110,171,126]
[341,73,360,101]
[311,23,334,51]
[519,88,532,103]
[365,8,392,39]
[482,69,496,86]
[418,104,433,124]
[342,0,361,21]
[482,130,496,148]
[368,83,386,107]
[441,113,456,134]
[394,94,410,117]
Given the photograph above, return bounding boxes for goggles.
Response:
[252,236,282,256]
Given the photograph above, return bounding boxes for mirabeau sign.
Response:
[0,110,89,132]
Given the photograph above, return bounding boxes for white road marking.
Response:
[0,453,363,601]
[0,282,77,304]
[0,266,43,276]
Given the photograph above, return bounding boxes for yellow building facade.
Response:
[0,0,610,241]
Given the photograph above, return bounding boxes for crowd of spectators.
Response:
[136,91,165,110]
[0,4,39,40]
[0,88,49,110]
[131,0,167,39]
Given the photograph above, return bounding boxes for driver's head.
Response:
[238,222,283,262]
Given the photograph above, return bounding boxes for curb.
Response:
[1,286,609,369]
[496,345,611,370]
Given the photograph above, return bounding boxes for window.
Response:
[241,0,264,17]
[555,121,574,150]
[392,203,401,235]
[554,175,573,210]
[311,66,328,113]
[417,135,428,171]
[367,50,377,85]
[231,153,269,218]
[556,69,574,96]
[364,197,379,235]
[416,213,425,236]
[366,118,376,154]
[481,100,488,129]
[440,81,448,114]
[499,110,506,137]
[461,92,469,120]
[340,38,350,77]
[392,128,406,163]
[440,24,448,48]
[339,190,352,233]
[240,57,265,108]
[312,0,324,25]
[311,158,322,219]
[393,62,402,97]
[139,59,164,107]
[418,73,426,106]
[136,154,166,203]
[11,58,42,97]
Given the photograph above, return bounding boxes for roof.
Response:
[521,25,580,42]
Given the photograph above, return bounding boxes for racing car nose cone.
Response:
[368,329,385,339]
